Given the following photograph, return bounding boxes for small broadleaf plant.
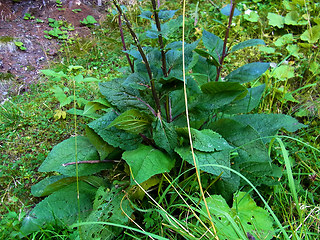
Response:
[20,0,306,238]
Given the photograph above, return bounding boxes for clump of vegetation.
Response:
[1,0,319,239]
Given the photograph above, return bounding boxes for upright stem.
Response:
[151,0,167,77]
[215,0,236,81]
[118,14,134,73]
[113,0,161,114]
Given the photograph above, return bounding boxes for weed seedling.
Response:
[14,41,26,51]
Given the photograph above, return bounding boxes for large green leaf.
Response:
[202,30,224,57]
[88,111,142,150]
[209,119,275,185]
[20,182,96,237]
[221,84,265,114]
[31,175,105,197]
[202,192,274,239]
[85,126,115,160]
[230,39,265,53]
[99,78,154,113]
[165,41,198,80]
[189,82,247,119]
[175,147,230,178]
[38,136,111,176]
[268,13,284,28]
[225,62,270,84]
[194,48,220,67]
[108,109,153,134]
[82,186,134,240]
[230,113,306,143]
[176,128,233,152]
[122,145,175,184]
[192,56,217,84]
[153,119,178,154]
[300,25,320,43]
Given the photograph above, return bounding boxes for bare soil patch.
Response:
[0,0,109,103]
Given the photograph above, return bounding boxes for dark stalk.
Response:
[215,0,236,81]
[118,14,134,73]
[113,0,161,115]
[151,0,171,122]
[151,0,167,77]
[164,95,172,122]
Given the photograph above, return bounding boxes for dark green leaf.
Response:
[192,56,217,84]
[230,114,306,143]
[221,84,265,114]
[230,39,265,53]
[209,119,274,185]
[123,72,150,90]
[31,175,105,197]
[99,78,154,113]
[122,145,175,184]
[194,49,221,67]
[85,126,115,160]
[153,119,178,154]
[38,136,111,176]
[225,62,270,84]
[202,30,224,57]
[158,9,177,20]
[201,81,248,101]
[20,182,96,237]
[88,111,142,150]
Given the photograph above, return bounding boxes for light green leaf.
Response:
[122,145,174,184]
[274,33,293,47]
[88,111,142,150]
[268,13,284,28]
[300,25,320,43]
[225,62,270,84]
[244,11,259,22]
[38,136,111,176]
[203,192,275,239]
[108,109,153,134]
[284,11,307,26]
[273,65,295,80]
[286,44,301,58]
[176,128,232,152]
[259,46,275,53]
[40,69,66,78]
[175,147,230,178]
[230,39,265,53]
[20,182,96,237]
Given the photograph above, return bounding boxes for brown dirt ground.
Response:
[0,0,111,103]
